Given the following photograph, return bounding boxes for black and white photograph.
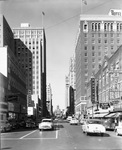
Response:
[0,0,122,150]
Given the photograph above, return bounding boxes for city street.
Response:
[1,120,122,150]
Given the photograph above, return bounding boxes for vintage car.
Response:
[67,116,72,122]
[70,118,79,125]
[1,121,12,132]
[82,119,106,136]
[38,118,54,131]
[115,125,122,136]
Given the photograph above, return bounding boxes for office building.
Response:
[0,15,27,122]
[13,24,47,117]
[75,9,122,115]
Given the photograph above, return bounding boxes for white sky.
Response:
[0,0,122,110]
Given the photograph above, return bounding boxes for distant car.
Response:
[39,118,54,131]
[1,121,12,132]
[80,119,86,125]
[70,118,78,125]
[67,116,72,122]
[82,119,106,136]
[115,126,122,136]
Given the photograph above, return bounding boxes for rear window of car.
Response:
[42,120,52,122]
[87,120,102,124]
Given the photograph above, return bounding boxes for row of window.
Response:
[84,33,121,38]
[84,45,119,51]
[83,22,122,31]
[84,39,120,44]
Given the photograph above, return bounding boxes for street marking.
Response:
[19,130,36,139]
[1,138,57,140]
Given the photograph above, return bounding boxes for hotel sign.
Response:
[109,9,122,16]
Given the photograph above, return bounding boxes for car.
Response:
[1,121,12,132]
[115,126,122,136]
[70,118,79,125]
[82,119,106,136]
[67,116,72,122]
[39,118,54,131]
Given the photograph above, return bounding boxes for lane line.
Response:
[19,130,36,139]
[1,137,57,140]
[56,122,58,139]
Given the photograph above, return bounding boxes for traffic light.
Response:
[91,77,95,104]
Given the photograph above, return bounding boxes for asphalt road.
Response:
[1,120,122,150]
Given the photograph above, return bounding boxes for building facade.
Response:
[75,10,122,116]
[12,24,47,117]
[65,56,76,115]
[0,15,27,122]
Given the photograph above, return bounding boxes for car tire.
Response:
[116,130,119,136]
[101,133,104,136]
[86,132,89,136]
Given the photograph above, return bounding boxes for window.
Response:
[91,23,94,31]
[110,23,113,31]
[84,33,87,37]
[104,23,107,31]
[117,39,120,43]
[111,39,114,44]
[98,33,101,37]
[92,52,95,56]
[92,39,95,44]
[84,24,88,30]
[105,39,107,43]
[117,33,120,37]
[120,23,122,31]
[104,33,107,37]
[98,51,101,56]
[111,46,114,50]
[84,52,87,56]
[92,33,95,37]
[84,46,87,50]
[84,58,87,62]
[98,39,101,43]
[98,23,101,31]
[92,46,95,50]
[111,33,114,37]
[117,23,120,31]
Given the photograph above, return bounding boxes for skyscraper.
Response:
[75,10,122,114]
[13,23,47,117]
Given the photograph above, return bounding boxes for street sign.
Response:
[91,77,95,104]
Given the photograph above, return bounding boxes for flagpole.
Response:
[42,11,45,29]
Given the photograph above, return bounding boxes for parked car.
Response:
[39,118,54,131]
[70,118,79,125]
[115,126,122,136]
[1,121,12,132]
[103,118,115,130]
[82,119,106,136]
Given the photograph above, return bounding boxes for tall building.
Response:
[65,56,76,114]
[13,23,47,117]
[0,15,27,122]
[75,9,122,115]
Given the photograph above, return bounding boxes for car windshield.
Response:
[42,120,52,122]
[87,120,102,124]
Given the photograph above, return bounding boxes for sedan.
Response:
[70,118,79,125]
[115,126,122,136]
[39,118,54,131]
[82,119,106,136]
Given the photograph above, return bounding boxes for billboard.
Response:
[0,47,7,77]
[27,107,34,115]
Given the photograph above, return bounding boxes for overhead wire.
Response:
[45,0,113,30]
